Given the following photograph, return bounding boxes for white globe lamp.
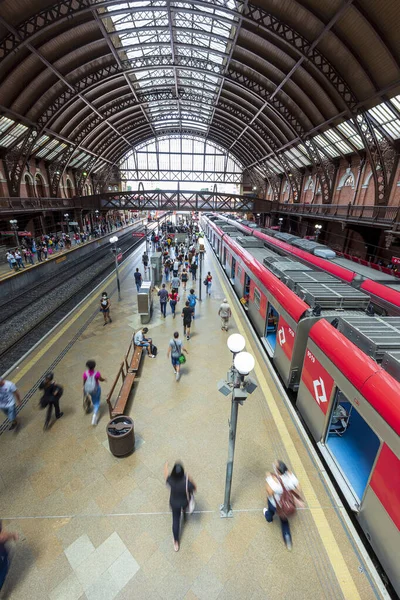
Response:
[234,351,255,376]
[227,333,245,354]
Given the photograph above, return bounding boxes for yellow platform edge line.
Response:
[214,251,361,600]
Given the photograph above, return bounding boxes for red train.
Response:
[215,214,400,316]
[202,214,400,596]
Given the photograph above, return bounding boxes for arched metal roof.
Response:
[0,0,399,200]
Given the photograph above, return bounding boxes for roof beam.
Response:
[229,0,355,152]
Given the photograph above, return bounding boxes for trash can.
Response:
[107,416,135,457]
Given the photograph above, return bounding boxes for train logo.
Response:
[313,377,327,405]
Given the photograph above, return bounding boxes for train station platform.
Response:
[0,237,388,600]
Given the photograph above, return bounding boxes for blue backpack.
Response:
[188,294,196,307]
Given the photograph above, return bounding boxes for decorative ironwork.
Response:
[74,155,98,195]
[47,145,76,197]
[4,127,39,196]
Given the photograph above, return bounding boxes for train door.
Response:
[265,303,279,354]
[223,247,227,267]
[324,389,380,504]
[231,257,236,281]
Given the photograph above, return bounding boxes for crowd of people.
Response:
[4,221,123,272]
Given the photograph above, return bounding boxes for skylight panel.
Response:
[390,95,400,112]
[0,122,29,147]
[32,135,50,151]
[368,103,400,139]
[0,116,14,135]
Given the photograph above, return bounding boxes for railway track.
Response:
[0,223,148,373]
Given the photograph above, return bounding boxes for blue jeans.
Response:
[90,386,101,414]
[160,301,167,317]
[136,282,141,293]
[264,499,290,540]
[170,300,176,315]
[1,405,16,422]
[207,283,212,294]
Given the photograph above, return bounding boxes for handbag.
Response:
[186,476,195,514]
[175,341,186,364]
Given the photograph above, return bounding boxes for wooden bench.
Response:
[106,341,144,417]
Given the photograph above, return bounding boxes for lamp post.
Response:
[110,235,122,301]
[64,213,70,237]
[314,223,322,242]
[278,217,283,231]
[219,335,257,518]
[9,219,19,247]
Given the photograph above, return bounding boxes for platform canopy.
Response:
[0,0,400,200]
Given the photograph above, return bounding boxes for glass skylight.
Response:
[0,122,28,147]
[103,0,239,133]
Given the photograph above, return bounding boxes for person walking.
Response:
[164,461,196,552]
[5,251,13,270]
[14,250,24,269]
[191,260,198,282]
[263,460,303,551]
[169,289,179,319]
[0,521,18,593]
[142,251,149,277]
[100,291,112,325]
[0,378,21,431]
[181,268,188,292]
[171,272,180,294]
[39,372,64,431]
[83,360,107,426]
[205,271,212,296]
[218,298,232,331]
[187,289,198,319]
[134,268,143,293]
[164,261,171,285]
[157,283,169,318]
[167,331,188,381]
[181,301,194,340]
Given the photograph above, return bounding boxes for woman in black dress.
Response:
[164,461,196,551]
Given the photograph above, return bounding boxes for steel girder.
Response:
[3,127,39,196]
[82,189,255,213]
[47,144,76,197]
[120,170,242,183]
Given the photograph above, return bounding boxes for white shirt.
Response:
[134,330,144,344]
[173,261,179,271]
[0,381,17,408]
[266,472,299,507]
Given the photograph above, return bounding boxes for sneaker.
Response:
[56,412,64,420]
[263,507,268,517]
[186,335,190,340]
[92,413,98,426]
[284,534,292,551]
[176,372,180,381]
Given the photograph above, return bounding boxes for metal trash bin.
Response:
[107,416,135,457]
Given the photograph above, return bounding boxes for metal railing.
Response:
[270,202,399,225]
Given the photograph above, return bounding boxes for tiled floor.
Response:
[0,237,386,599]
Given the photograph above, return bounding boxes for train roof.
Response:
[332,257,399,282]
[206,218,309,322]
[309,320,400,436]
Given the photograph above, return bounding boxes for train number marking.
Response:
[278,327,286,346]
[313,377,327,404]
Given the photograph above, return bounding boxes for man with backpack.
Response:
[263,460,303,551]
[187,289,197,319]
[39,372,64,431]
[83,360,107,426]
[134,327,155,357]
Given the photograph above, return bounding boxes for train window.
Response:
[325,389,380,502]
[237,265,242,279]
[254,288,261,309]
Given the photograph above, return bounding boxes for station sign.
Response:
[391,256,400,265]
[0,230,32,237]
[277,315,295,360]
[132,232,145,237]
[302,349,334,415]
[117,253,123,261]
